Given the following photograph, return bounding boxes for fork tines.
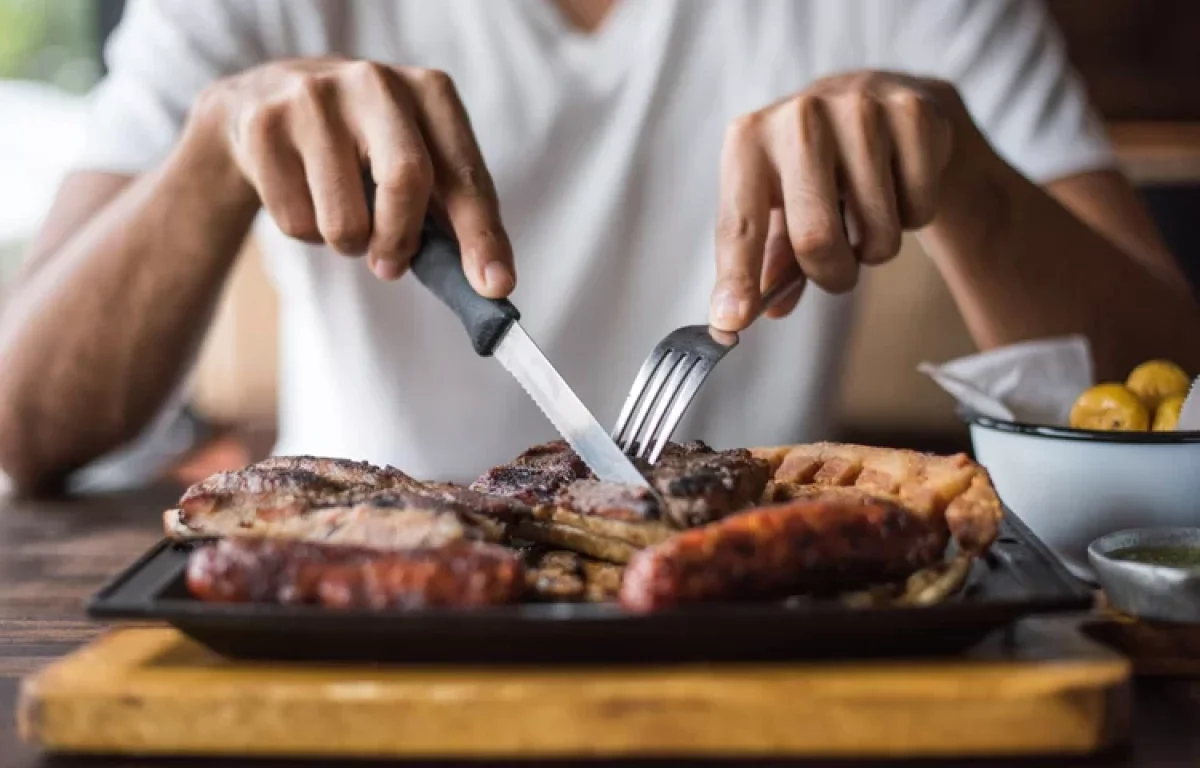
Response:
[612,326,734,464]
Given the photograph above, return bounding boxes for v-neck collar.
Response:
[520,0,652,71]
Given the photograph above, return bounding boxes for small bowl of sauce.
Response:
[1089,528,1200,624]
[1108,545,1200,569]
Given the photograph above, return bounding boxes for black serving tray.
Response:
[87,509,1090,665]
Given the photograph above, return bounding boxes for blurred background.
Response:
[0,0,1197,487]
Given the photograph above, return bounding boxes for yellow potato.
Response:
[1152,394,1186,432]
[1125,360,1190,412]
[1069,383,1150,431]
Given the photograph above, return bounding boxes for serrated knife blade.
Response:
[494,324,650,487]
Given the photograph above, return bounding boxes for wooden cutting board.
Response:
[19,618,1130,760]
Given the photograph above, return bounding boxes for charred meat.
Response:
[187,538,524,609]
[473,440,771,525]
[168,486,525,550]
[166,457,528,550]
[482,440,772,562]
[469,441,590,504]
[247,455,421,491]
[521,547,624,602]
[649,442,773,527]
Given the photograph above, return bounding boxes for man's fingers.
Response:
[345,62,434,280]
[766,96,857,294]
[760,209,806,319]
[241,104,321,245]
[711,116,774,332]
[404,68,513,298]
[884,87,945,229]
[289,76,372,259]
[827,92,901,267]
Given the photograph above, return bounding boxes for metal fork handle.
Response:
[757,262,806,320]
[751,200,851,324]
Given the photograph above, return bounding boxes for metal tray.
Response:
[87,509,1090,664]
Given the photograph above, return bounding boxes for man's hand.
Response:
[710,71,980,331]
[193,58,514,296]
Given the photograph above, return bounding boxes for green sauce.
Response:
[1109,545,1200,568]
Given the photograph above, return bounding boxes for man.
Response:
[1,0,1197,493]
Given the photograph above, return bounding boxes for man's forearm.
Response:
[0,126,259,493]
[921,153,1200,380]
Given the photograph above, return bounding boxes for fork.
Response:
[610,270,804,464]
[613,206,849,464]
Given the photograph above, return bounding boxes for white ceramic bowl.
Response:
[965,413,1200,582]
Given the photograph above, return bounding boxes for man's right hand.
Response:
[192,58,515,296]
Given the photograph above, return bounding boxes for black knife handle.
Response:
[363,172,519,357]
[411,218,520,356]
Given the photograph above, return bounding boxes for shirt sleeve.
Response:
[74,0,269,175]
[884,0,1114,184]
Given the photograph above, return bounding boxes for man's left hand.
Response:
[710,71,985,331]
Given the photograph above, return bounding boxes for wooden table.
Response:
[2,488,1199,767]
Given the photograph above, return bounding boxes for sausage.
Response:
[619,498,948,613]
[186,538,524,609]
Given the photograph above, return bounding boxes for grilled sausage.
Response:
[186,538,524,609]
[619,498,948,612]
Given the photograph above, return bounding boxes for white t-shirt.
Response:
[77,0,1113,482]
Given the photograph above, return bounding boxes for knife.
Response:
[361,178,648,486]
[409,218,649,487]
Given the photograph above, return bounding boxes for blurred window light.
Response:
[0,0,115,291]
[0,0,101,92]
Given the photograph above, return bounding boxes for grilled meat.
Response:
[481,440,771,562]
[186,538,524,609]
[169,456,417,534]
[752,442,1002,553]
[178,455,419,506]
[650,443,772,527]
[470,441,589,504]
[513,491,675,563]
[522,548,624,602]
[248,455,421,491]
[512,480,673,561]
[166,456,528,549]
[559,480,660,522]
[169,442,997,612]
[619,497,948,613]
[168,486,524,549]
[474,440,770,525]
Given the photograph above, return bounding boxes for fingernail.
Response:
[483,262,514,294]
[373,257,402,281]
[711,287,749,328]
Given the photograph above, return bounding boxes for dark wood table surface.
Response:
[3,487,1200,768]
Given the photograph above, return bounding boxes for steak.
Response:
[248,455,421,490]
[166,457,529,550]
[469,441,590,504]
[619,497,949,612]
[513,484,675,563]
[650,442,773,527]
[187,538,524,609]
[483,440,771,562]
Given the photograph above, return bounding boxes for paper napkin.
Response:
[917,335,1094,427]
